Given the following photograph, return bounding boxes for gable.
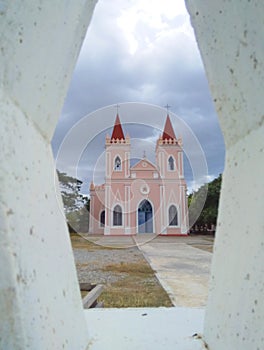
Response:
[130,159,157,171]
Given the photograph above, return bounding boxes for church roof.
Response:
[162,115,176,140]
[111,114,125,140]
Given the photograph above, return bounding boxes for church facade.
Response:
[89,114,189,235]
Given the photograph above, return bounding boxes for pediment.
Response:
[130,159,157,171]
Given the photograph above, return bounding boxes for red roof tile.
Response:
[162,115,176,140]
[111,114,125,140]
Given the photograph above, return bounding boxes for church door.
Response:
[138,200,153,233]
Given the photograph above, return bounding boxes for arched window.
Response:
[100,210,105,227]
[169,205,178,226]
[168,156,174,171]
[113,205,122,226]
[114,156,121,171]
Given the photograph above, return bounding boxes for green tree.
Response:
[189,174,222,228]
[57,170,89,233]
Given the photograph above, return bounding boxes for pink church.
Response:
[89,113,189,235]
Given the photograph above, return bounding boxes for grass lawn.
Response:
[98,261,173,307]
[71,234,173,308]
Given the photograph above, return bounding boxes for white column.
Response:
[159,185,167,234]
[104,185,110,234]
[186,1,264,349]
[89,193,95,233]
[105,151,111,179]
[180,185,187,234]
[124,185,131,234]
[158,151,165,178]
[0,1,97,349]
[125,151,130,178]
[178,151,184,179]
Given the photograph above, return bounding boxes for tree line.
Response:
[57,170,89,233]
[188,174,222,231]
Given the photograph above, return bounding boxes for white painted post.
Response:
[186,1,264,349]
[0,1,97,349]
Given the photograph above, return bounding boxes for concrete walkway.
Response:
[135,237,213,307]
[85,234,213,308]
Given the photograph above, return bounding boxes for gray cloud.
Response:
[52,0,225,193]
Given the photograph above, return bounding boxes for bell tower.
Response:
[156,114,184,179]
[104,114,131,234]
[156,114,188,234]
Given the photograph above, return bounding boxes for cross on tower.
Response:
[164,104,171,114]
[115,103,120,114]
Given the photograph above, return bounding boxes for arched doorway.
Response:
[138,200,153,233]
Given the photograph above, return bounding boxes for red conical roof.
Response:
[162,115,176,140]
[111,114,125,140]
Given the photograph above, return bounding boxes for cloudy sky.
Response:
[52,0,225,194]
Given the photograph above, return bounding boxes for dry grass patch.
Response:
[99,262,173,308]
[71,234,173,308]
[102,261,154,274]
[70,234,110,251]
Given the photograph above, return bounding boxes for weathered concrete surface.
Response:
[0,1,97,349]
[186,1,264,349]
[84,307,205,350]
[138,239,212,307]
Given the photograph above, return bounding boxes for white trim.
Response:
[104,185,110,234]
[125,151,130,177]
[124,185,131,229]
[106,152,110,178]
[136,198,155,234]
[140,184,150,194]
[158,151,164,178]
[127,186,131,228]
[180,185,187,232]
[159,185,164,232]
[163,187,166,232]
[89,194,94,232]
[178,152,184,177]
[161,152,165,178]
[130,158,158,171]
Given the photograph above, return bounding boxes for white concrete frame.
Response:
[1,1,264,349]
[0,1,97,348]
